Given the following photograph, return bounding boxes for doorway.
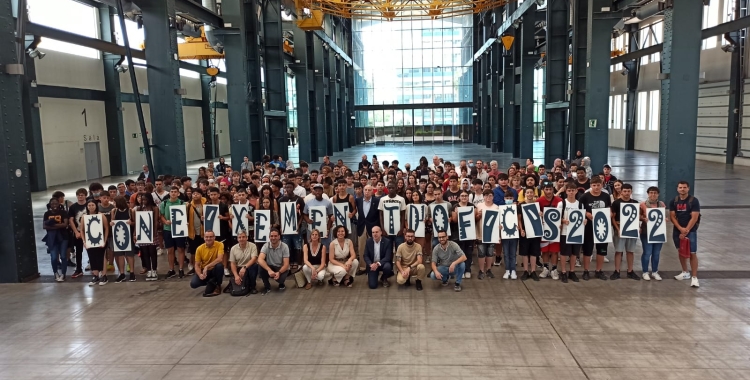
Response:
[84,142,102,180]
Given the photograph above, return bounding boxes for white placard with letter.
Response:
[308,205,328,238]
[542,208,561,243]
[521,203,543,239]
[254,210,271,242]
[482,208,501,243]
[566,209,585,244]
[498,205,518,240]
[619,202,640,238]
[135,211,153,244]
[333,202,352,233]
[408,204,426,237]
[231,204,249,236]
[281,202,298,235]
[646,207,667,243]
[112,220,132,252]
[382,202,402,236]
[592,208,613,244]
[83,214,105,248]
[430,203,451,236]
[456,206,476,241]
[203,204,220,237]
[169,205,188,238]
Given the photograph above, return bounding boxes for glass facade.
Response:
[352,16,473,143]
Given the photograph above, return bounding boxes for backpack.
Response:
[673,196,701,229]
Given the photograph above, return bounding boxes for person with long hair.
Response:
[136,192,160,281]
[81,200,109,286]
[408,190,430,258]
[43,197,70,282]
[302,229,327,289]
[109,196,136,282]
[327,225,358,287]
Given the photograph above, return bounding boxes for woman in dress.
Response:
[327,225,358,287]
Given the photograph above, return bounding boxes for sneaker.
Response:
[464,272,471,279]
[610,271,621,280]
[261,288,272,295]
[652,272,662,281]
[477,271,485,280]
[115,274,127,283]
[603,257,610,263]
[54,273,63,282]
[249,288,258,294]
[539,267,550,278]
[582,270,590,281]
[98,275,108,286]
[72,270,83,278]
[224,268,231,277]
[568,272,580,282]
[454,284,462,292]
[67,260,76,267]
[493,257,501,266]
[560,272,568,283]
[415,280,423,291]
[187,268,195,275]
[145,270,153,281]
[530,271,540,282]
[642,272,651,281]
[510,270,517,280]
[674,271,691,280]
[84,264,91,271]
[551,269,559,280]
[165,270,177,279]
[441,281,449,286]
[502,270,509,280]
[157,247,164,256]
[520,271,530,281]
[691,277,700,288]
[486,270,495,279]
[595,271,608,281]
[179,269,185,279]
[575,258,582,267]
[627,271,640,281]
[129,272,136,282]
[381,279,390,288]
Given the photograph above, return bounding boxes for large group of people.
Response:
[41,151,703,295]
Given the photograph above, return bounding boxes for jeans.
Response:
[672,230,698,253]
[49,239,69,276]
[190,263,224,289]
[367,262,394,289]
[457,240,474,273]
[430,262,466,284]
[640,236,663,273]
[259,265,288,290]
[72,237,84,272]
[502,239,518,271]
[282,234,303,264]
[388,234,405,254]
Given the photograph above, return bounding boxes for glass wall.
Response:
[352,15,473,143]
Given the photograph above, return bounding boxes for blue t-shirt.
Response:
[493,186,518,206]
[669,196,700,232]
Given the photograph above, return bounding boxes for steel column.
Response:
[490,41,502,152]
[480,46,489,148]
[223,0,265,164]
[313,35,328,157]
[502,47,516,154]
[326,27,339,153]
[338,53,347,150]
[569,0,588,158]
[200,64,217,159]
[583,0,617,172]
[263,0,288,159]
[518,5,537,160]
[544,0,568,166]
[100,5,127,177]
[21,51,46,191]
[0,0,38,282]
[140,0,186,176]
[658,1,704,202]
[726,0,746,164]
[291,26,315,163]
[624,28,640,151]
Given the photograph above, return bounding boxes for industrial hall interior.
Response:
[3,0,750,378]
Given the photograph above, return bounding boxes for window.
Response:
[639,22,662,65]
[703,0,735,49]
[637,92,648,130]
[610,34,627,72]
[636,90,660,131]
[609,95,625,129]
[114,16,146,65]
[27,0,99,59]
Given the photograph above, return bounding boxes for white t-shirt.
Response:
[152,190,169,206]
[304,193,329,203]
[561,199,583,236]
[378,195,406,212]
[475,202,498,240]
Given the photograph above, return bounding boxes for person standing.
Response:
[67,188,89,278]
[451,191,475,279]
[640,186,665,281]
[537,182,562,280]
[136,193,160,281]
[559,183,584,283]
[43,198,69,282]
[109,196,136,283]
[518,188,541,281]
[280,181,305,267]
[669,181,701,287]
[81,200,110,286]
[379,182,407,254]
[578,177,611,281]
[160,186,188,279]
[610,183,640,281]
[474,190,499,279]
[190,230,225,297]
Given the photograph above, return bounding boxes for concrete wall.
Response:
[33,50,229,186]
[609,46,736,158]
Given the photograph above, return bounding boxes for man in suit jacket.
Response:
[356,185,380,272]
[137,165,152,183]
[364,226,393,289]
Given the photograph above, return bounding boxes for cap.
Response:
[542,181,554,189]
[312,183,323,189]
[603,164,611,169]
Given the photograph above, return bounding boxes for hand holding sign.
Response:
[646,207,667,243]
[408,204,426,237]
[231,204,249,236]
[170,205,188,237]
[281,202,298,235]
[135,211,153,244]
[592,208,612,243]
[203,204,219,237]
[457,206,476,241]
[521,203,543,239]
[542,208,561,242]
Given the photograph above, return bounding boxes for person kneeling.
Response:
[258,229,290,295]
[364,226,394,289]
[430,230,467,292]
[395,229,425,291]
[190,230,224,297]
[228,230,259,296]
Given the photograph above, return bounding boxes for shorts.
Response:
[220,236,236,253]
[113,250,135,257]
[541,242,560,253]
[613,235,637,252]
[672,230,697,253]
[188,236,205,255]
[560,235,581,256]
[163,230,186,249]
[477,243,495,258]
[518,237,541,257]
[583,227,608,257]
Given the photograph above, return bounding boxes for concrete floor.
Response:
[12,142,750,379]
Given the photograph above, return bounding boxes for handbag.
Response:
[678,237,691,258]
[293,269,307,288]
[230,276,250,296]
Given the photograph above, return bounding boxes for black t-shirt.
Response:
[216,202,231,239]
[575,179,591,198]
[43,209,66,226]
[578,191,611,230]
[443,189,461,205]
[611,198,639,221]
[68,202,88,229]
[669,196,700,232]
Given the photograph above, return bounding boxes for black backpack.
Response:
[673,196,701,229]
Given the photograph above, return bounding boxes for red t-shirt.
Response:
[537,195,562,211]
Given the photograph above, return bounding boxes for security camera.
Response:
[27,49,46,59]
[115,64,129,73]
[721,44,736,53]
[621,69,629,76]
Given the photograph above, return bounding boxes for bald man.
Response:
[356,185,381,274]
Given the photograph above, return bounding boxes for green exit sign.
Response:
[139,147,144,154]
